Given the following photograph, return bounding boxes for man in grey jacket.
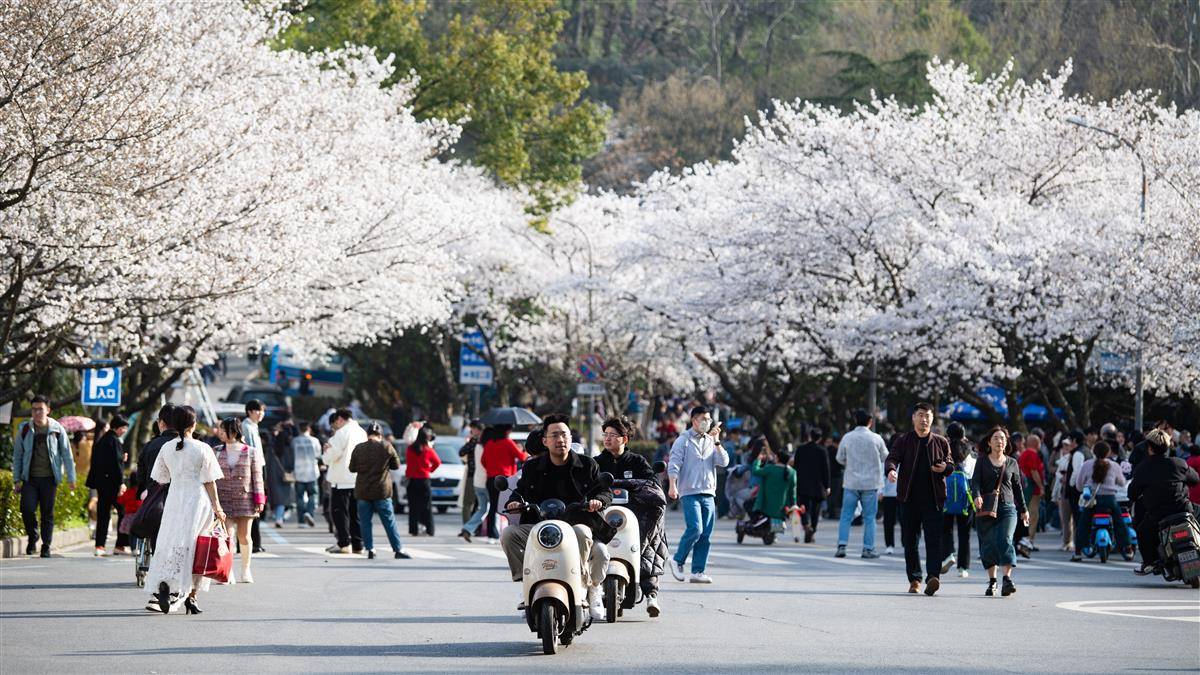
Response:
[835,409,889,559]
[667,406,729,583]
[12,395,76,557]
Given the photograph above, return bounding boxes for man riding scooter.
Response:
[501,414,615,621]
[1128,428,1200,577]
[597,415,667,618]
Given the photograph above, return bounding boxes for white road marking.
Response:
[1035,558,1133,573]
[457,547,509,559]
[708,551,792,566]
[401,547,454,560]
[296,546,364,559]
[0,564,46,570]
[1057,599,1200,623]
[767,551,877,567]
[265,528,289,545]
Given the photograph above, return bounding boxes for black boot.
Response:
[985,579,997,596]
[1001,576,1016,597]
[155,582,172,614]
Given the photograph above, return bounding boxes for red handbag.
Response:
[193,521,233,583]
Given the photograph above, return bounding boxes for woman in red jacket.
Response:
[481,425,528,541]
[406,426,441,537]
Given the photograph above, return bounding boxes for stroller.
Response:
[735,490,784,545]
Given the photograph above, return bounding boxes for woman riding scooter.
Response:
[597,416,667,617]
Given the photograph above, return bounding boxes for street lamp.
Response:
[1066,115,1148,432]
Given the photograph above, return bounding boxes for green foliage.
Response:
[822,50,935,108]
[281,0,608,211]
[0,469,89,539]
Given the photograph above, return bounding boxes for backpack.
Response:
[943,467,973,516]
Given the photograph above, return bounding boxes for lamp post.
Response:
[1066,115,1147,432]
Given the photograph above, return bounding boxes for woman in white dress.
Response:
[144,405,227,614]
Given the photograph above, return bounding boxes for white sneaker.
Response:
[958,568,970,578]
[94,548,106,557]
[587,585,604,620]
[670,559,687,582]
[940,554,956,574]
[885,546,894,555]
[689,572,713,584]
[517,588,527,611]
[646,592,660,617]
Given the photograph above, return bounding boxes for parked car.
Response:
[222,384,292,428]
[392,436,467,514]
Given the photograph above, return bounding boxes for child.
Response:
[116,475,143,555]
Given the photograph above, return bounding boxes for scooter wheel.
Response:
[538,602,558,655]
[604,577,621,623]
[1189,577,1199,589]
[763,532,775,546]
[1098,546,1109,564]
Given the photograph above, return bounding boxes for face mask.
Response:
[696,419,711,433]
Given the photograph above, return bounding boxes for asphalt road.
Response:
[2,511,1197,673]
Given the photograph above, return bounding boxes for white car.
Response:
[392,436,468,514]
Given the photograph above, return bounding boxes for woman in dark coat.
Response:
[264,432,294,528]
[88,415,130,555]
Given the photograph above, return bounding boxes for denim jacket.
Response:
[13,419,77,484]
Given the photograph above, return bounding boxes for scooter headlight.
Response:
[605,511,625,530]
[537,524,563,549]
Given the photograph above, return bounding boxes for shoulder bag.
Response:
[976,458,1007,519]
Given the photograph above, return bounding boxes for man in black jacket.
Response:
[501,414,613,619]
[1129,429,1200,574]
[88,415,129,555]
[790,427,831,543]
[885,402,954,596]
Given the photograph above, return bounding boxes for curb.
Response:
[1,525,92,558]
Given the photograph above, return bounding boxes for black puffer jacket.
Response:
[616,478,669,595]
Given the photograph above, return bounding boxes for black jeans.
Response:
[330,487,363,549]
[942,512,972,569]
[20,476,57,548]
[882,496,898,549]
[797,495,823,532]
[899,501,943,582]
[486,478,503,540]
[95,486,121,549]
[407,478,434,536]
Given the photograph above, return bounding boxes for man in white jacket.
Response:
[835,409,889,559]
[323,409,366,554]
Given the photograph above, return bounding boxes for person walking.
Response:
[405,425,441,537]
[751,439,797,528]
[481,425,528,541]
[12,395,77,558]
[459,422,490,542]
[791,427,830,543]
[458,420,483,529]
[143,406,226,615]
[241,400,267,553]
[880,456,898,555]
[835,410,888,559]
[885,402,954,596]
[349,423,410,559]
[323,409,366,554]
[971,426,1028,597]
[1071,440,1133,562]
[940,422,975,577]
[667,406,729,584]
[290,422,321,527]
[1054,431,1086,551]
[88,415,130,556]
[1018,432,1046,552]
[264,437,293,529]
[213,418,264,583]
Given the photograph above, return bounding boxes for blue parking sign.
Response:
[82,365,121,407]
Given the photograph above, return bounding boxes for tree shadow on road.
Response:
[1,608,146,619]
[0,582,132,590]
[68,641,541,659]
[206,614,521,624]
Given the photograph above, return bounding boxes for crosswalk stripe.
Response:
[769,551,877,566]
[457,547,509,559]
[709,551,791,565]
[1034,558,1132,573]
[402,547,454,560]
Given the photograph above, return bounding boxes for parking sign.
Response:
[459,331,494,386]
[82,365,122,406]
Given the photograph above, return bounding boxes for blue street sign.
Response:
[82,364,122,407]
[459,330,493,386]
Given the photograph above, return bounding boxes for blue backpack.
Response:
[944,467,973,516]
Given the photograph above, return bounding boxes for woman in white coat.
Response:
[143,406,227,615]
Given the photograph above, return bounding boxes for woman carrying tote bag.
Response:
[971,426,1029,598]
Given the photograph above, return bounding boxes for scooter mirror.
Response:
[597,472,614,488]
[492,476,510,492]
[652,461,667,474]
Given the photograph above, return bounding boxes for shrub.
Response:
[0,469,90,539]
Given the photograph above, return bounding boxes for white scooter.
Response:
[600,485,641,622]
[499,474,612,655]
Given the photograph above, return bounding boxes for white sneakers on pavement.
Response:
[689,572,713,584]
[940,554,956,574]
[959,568,970,578]
[646,592,661,617]
[670,559,687,581]
[587,585,604,620]
[885,546,894,555]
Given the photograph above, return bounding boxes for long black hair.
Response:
[171,406,198,450]
[1092,441,1112,484]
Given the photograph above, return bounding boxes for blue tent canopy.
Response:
[939,385,1063,423]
